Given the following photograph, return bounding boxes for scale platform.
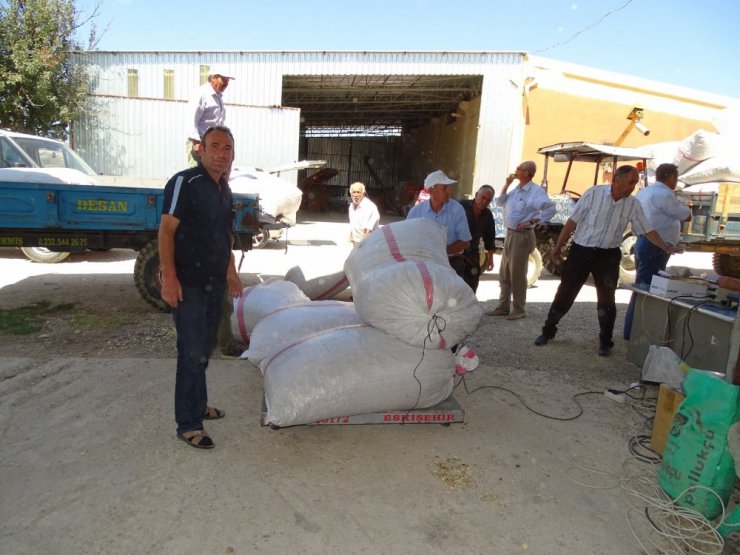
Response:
[262,395,464,427]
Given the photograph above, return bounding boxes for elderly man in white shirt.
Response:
[487,160,555,320]
[348,182,380,246]
[623,163,691,339]
[534,165,676,357]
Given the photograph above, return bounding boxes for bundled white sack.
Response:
[644,141,681,171]
[284,265,349,300]
[351,259,482,349]
[242,300,362,367]
[229,166,303,225]
[230,279,309,344]
[675,130,726,174]
[345,218,450,274]
[262,324,455,427]
[679,156,740,185]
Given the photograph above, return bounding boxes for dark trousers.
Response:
[623,236,670,339]
[461,250,483,293]
[541,243,621,346]
[448,255,466,281]
[173,284,225,434]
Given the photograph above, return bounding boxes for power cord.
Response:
[458,374,601,421]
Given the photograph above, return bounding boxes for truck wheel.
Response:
[527,249,543,287]
[713,253,740,278]
[134,241,171,312]
[252,226,270,249]
[618,233,637,285]
[20,247,71,263]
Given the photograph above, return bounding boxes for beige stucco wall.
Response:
[517,57,734,195]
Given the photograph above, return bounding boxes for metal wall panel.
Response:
[74,96,299,180]
[73,51,526,184]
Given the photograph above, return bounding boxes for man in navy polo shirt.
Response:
[158,125,243,449]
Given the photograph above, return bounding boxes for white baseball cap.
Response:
[209,64,236,80]
[423,170,457,190]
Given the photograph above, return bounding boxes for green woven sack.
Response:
[657,369,740,520]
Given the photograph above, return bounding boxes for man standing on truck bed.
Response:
[159,125,243,449]
[623,163,691,339]
[488,161,555,320]
[534,165,676,357]
[186,64,234,167]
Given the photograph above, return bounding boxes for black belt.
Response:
[507,227,532,232]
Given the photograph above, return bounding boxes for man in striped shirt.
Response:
[534,165,675,357]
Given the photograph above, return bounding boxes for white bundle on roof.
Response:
[675,129,726,174]
[679,156,740,185]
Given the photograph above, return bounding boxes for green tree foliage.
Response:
[0,0,95,139]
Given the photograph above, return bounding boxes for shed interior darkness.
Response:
[282,74,483,135]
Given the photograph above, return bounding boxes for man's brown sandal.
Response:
[177,430,214,449]
[204,406,225,420]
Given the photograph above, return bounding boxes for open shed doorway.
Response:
[282,74,483,215]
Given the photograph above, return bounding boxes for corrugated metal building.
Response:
[72,51,527,203]
[72,50,736,204]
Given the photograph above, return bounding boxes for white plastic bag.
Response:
[641,345,688,387]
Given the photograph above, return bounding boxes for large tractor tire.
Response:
[134,240,170,312]
[618,233,637,285]
[527,249,543,287]
[537,231,570,277]
[20,247,70,263]
[713,253,740,278]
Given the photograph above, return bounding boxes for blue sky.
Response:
[78,0,738,99]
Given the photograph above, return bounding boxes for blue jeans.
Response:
[173,284,225,434]
[623,237,670,339]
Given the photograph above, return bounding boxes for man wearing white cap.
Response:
[186,64,235,166]
[407,170,471,277]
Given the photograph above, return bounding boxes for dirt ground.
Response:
[0,211,734,554]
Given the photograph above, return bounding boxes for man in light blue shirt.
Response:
[623,163,691,339]
[488,160,555,320]
[407,170,471,277]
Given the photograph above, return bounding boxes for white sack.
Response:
[675,130,726,174]
[262,324,455,427]
[284,266,349,300]
[230,279,309,343]
[644,141,681,171]
[679,155,740,185]
[242,300,361,367]
[344,218,449,276]
[351,260,482,349]
[229,166,303,225]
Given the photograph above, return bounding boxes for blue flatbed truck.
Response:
[0,179,260,311]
